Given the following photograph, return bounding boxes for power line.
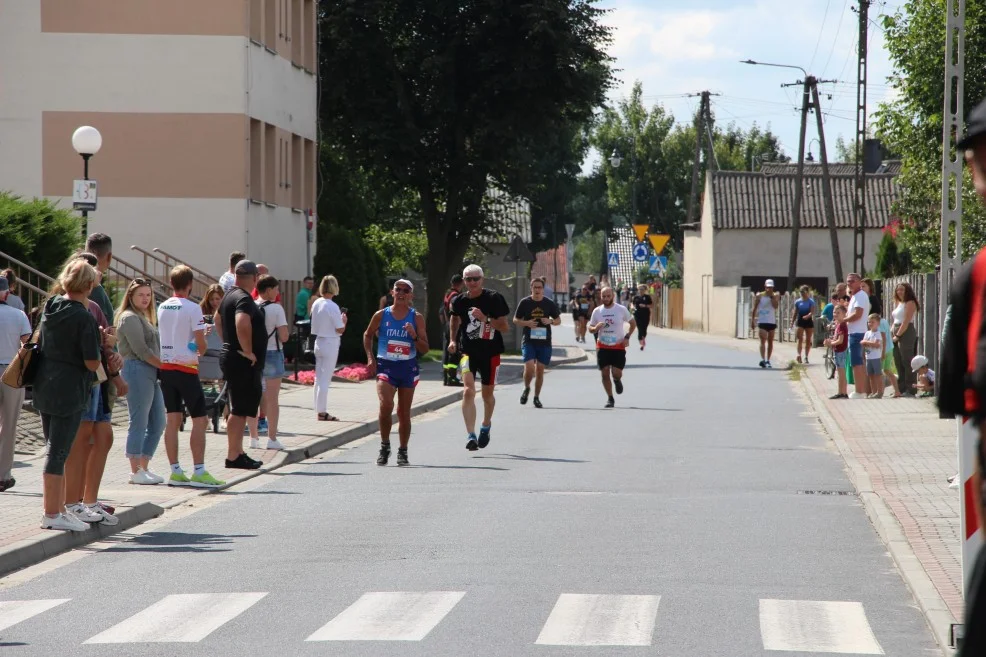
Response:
[809,0,834,72]
[821,0,852,77]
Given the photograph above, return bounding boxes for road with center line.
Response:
[0,324,940,655]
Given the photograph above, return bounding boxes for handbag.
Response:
[1,327,42,389]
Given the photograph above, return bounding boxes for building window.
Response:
[292,135,303,208]
[264,124,276,203]
[304,0,315,71]
[305,139,316,209]
[264,0,277,49]
[291,0,303,66]
[249,0,263,42]
[250,119,263,202]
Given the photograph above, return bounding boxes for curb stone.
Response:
[797,371,957,656]
[0,346,586,576]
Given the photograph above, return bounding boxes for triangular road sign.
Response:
[503,235,536,263]
[632,224,649,243]
[648,234,670,255]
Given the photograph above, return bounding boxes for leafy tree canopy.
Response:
[0,192,81,279]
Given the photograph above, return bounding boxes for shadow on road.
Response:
[476,454,587,464]
[565,363,764,372]
[410,464,510,471]
[269,471,363,477]
[546,406,682,412]
[100,531,256,554]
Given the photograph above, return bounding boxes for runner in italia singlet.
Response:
[376,306,420,388]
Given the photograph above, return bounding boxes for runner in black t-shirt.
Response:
[214,260,265,471]
[448,265,510,451]
[513,277,561,408]
[631,283,654,351]
[572,285,593,343]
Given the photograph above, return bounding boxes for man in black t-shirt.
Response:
[214,260,265,471]
[572,285,593,343]
[632,283,654,351]
[513,277,561,408]
[448,265,510,451]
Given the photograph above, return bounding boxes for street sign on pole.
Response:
[565,223,575,240]
[72,179,98,212]
[503,235,536,263]
[649,255,667,276]
[648,234,670,255]
[632,243,648,262]
[632,224,649,242]
[607,252,619,268]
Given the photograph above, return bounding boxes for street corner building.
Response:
[682,158,900,336]
[0,0,318,280]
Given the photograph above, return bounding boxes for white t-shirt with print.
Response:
[863,329,883,360]
[258,300,288,351]
[589,303,633,350]
[311,297,343,341]
[847,290,870,334]
[0,304,32,365]
[158,296,206,372]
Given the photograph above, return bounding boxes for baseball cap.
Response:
[910,355,929,373]
[0,278,8,293]
[765,279,775,288]
[958,98,986,150]
[234,259,258,276]
[394,278,413,291]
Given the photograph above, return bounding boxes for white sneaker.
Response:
[87,503,119,526]
[250,438,261,449]
[129,469,159,485]
[41,513,88,532]
[849,392,864,399]
[266,439,285,451]
[144,469,165,484]
[66,503,102,523]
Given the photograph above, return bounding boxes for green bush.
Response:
[313,224,386,363]
[0,192,81,277]
[362,224,428,275]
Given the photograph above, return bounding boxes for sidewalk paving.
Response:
[0,347,586,576]
[652,328,961,654]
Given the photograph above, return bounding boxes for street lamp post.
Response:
[806,138,821,162]
[609,141,637,284]
[71,126,102,238]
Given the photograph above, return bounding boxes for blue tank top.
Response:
[377,307,417,361]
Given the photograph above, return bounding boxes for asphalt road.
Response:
[0,325,940,656]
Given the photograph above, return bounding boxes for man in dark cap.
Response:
[939,97,986,657]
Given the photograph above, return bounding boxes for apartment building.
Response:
[0,0,318,280]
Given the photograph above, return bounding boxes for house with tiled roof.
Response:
[683,168,899,333]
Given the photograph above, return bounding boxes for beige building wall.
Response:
[0,0,317,281]
[683,178,715,332]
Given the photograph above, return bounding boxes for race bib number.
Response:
[530,327,548,341]
[580,303,589,310]
[385,340,412,360]
[480,321,494,340]
[599,333,621,346]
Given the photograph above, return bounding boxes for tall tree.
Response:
[876,0,986,270]
[318,0,614,338]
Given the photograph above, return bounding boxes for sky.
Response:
[588,0,905,170]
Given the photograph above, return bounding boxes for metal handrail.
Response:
[152,247,218,284]
[0,249,55,286]
[131,245,173,270]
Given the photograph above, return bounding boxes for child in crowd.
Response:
[861,313,885,398]
[911,355,936,397]
[877,309,901,398]
[824,305,849,399]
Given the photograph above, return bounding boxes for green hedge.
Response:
[313,224,386,363]
[0,192,81,278]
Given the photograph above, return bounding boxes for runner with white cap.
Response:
[751,279,779,368]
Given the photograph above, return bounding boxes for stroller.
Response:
[184,328,228,433]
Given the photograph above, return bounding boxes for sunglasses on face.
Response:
[132,278,150,286]
[394,287,411,294]
[464,276,481,282]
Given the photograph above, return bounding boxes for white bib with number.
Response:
[530,327,547,341]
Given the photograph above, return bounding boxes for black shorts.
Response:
[596,348,627,371]
[758,323,777,333]
[460,353,501,385]
[221,355,263,418]
[159,369,207,418]
[796,318,815,330]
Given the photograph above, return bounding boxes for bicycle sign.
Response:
[72,180,98,212]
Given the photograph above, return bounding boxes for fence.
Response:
[651,288,683,330]
[130,245,216,301]
[0,248,55,316]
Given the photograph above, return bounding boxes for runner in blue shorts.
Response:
[513,277,561,408]
[364,279,429,466]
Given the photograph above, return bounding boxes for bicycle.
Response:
[821,320,836,379]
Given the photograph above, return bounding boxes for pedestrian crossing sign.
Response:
[607,252,619,267]
[649,255,667,276]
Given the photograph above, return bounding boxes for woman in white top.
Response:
[310,275,347,421]
[891,282,920,397]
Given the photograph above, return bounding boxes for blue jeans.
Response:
[123,359,166,459]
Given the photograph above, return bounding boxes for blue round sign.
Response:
[632,242,648,262]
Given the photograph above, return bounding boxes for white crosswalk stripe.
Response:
[0,599,70,632]
[306,591,465,641]
[535,594,661,646]
[84,593,267,644]
[759,599,884,654]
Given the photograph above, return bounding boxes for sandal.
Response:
[317,413,340,421]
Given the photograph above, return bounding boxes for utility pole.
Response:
[811,83,845,284]
[853,0,870,275]
[685,91,720,225]
[785,79,811,291]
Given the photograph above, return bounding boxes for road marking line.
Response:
[759,599,884,654]
[0,599,70,632]
[306,591,465,641]
[84,592,267,643]
[535,594,660,646]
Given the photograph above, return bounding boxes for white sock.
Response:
[193,463,206,476]
[170,463,183,475]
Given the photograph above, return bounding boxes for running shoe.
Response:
[533,397,543,409]
[258,418,268,435]
[478,425,491,448]
[66,503,102,524]
[250,438,261,449]
[168,471,193,487]
[766,361,773,369]
[466,433,479,451]
[759,360,766,368]
[41,513,87,532]
[86,503,119,526]
[129,469,159,485]
[144,470,165,484]
[605,397,615,408]
[829,393,848,399]
[614,378,624,395]
[98,501,116,515]
[520,387,530,405]
[397,448,409,467]
[190,471,226,488]
[266,439,285,451]
[377,444,391,465]
[225,453,263,470]
[0,477,14,492]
